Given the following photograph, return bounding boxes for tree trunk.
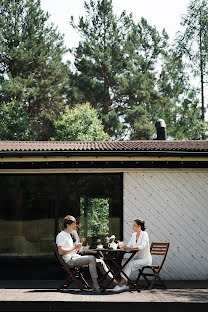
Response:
[103,75,110,115]
[199,8,205,123]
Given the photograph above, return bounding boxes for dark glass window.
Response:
[0,173,122,259]
[58,174,122,245]
[0,175,56,257]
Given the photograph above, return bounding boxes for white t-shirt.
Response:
[56,230,81,263]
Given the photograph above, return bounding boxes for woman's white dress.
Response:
[121,231,152,281]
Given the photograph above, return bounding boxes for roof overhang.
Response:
[0,141,208,170]
[1,150,208,158]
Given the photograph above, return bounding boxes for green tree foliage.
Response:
[158,50,208,139]
[53,103,109,141]
[69,0,132,138]
[157,0,208,140]
[80,198,109,238]
[1,0,206,141]
[175,0,208,134]
[0,100,31,140]
[0,0,69,140]
[122,17,171,139]
[69,0,177,140]
[175,91,208,140]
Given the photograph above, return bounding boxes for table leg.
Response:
[100,251,140,292]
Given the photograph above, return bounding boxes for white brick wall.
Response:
[123,171,208,280]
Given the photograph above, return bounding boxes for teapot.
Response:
[108,241,118,250]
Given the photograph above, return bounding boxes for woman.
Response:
[70,218,86,244]
[56,215,116,292]
[112,218,152,293]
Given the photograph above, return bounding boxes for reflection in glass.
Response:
[58,174,122,246]
[0,173,122,258]
[0,175,56,257]
[80,197,109,238]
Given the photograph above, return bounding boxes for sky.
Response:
[40,0,191,57]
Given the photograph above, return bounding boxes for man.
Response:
[56,215,116,292]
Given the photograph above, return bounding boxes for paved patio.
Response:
[0,280,207,311]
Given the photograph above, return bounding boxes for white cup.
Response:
[97,244,103,249]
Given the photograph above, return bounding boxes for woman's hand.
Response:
[118,241,125,249]
[80,237,86,243]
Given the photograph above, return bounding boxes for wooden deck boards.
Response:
[0,280,207,303]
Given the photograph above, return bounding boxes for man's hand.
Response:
[74,242,82,250]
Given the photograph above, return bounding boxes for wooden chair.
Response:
[136,242,170,290]
[52,242,90,291]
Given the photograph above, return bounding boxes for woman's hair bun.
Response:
[134,218,146,231]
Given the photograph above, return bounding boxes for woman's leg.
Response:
[112,259,133,288]
[119,258,149,286]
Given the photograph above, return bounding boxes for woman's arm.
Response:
[125,233,139,250]
[137,232,149,250]
[125,232,149,250]
[126,234,134,247]
[125,245,139,251]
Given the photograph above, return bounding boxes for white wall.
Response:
[123,170,208,280]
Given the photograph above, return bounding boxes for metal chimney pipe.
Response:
[155,119,166,140]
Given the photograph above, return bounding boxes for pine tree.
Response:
[176,0,208,125]
[69,0,133,138]
[0,0,69,140]
[69,1,172,139]
[157,47,208,140]
[158,0,208,140]
[123,17,171,139]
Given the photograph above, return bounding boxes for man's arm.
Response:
[58,243,82,256]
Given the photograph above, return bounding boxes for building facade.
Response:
[0,140,208,280]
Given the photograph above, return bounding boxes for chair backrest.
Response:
[52,242,70,271]
[150,242,170,270]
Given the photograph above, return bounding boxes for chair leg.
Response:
[70,269,84,291]
[158,275,168,289]
[58,276,72,290]
[136,270,142,285]
[136,267,168,290]
[148,269,167,290]
[79,271,90,289]
[150,273,167,290]
[136,269,151,289]
[59,269,84,291]
[148,274,158,290]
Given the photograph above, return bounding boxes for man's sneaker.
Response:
[112,284,129,293]
[92,286,102,293]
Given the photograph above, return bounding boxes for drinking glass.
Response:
[118,241,125,249]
